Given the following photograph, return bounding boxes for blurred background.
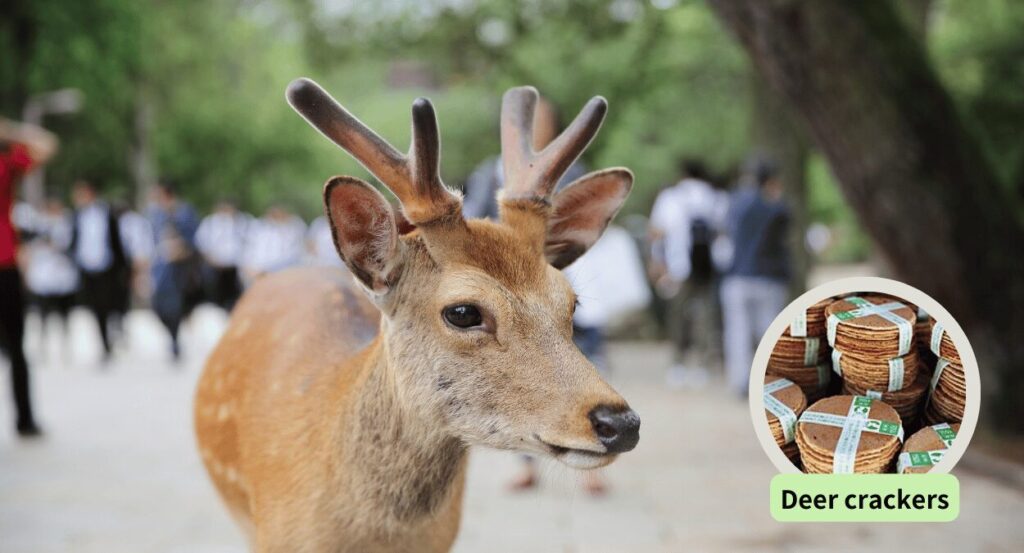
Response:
[2,0,1023,551]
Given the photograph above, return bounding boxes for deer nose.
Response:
[588,405,640,454]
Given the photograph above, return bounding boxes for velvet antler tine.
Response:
[287,78,409,193]
[499,87,608,201]
[409,98,441,197]
[500,87,540,194]
[287,78,461,225]
[533,96,607,197]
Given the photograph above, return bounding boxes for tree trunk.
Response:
[897,0,933,40]
[750,75,809,298]
[0,1,36,116]
[130,90,156,210]
[709,0,1024,432]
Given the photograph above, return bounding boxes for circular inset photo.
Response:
[749,277,980,474]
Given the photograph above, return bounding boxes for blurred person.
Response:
[307,215,344,268]
[24,197,78,355]
[106,202,137,347]
[196,200,250,311]
[118,206,155,301]
[461,153,503,220]
[464,97,605,494]
[11,201,41,238]
[567,225,652,373]
[648,159,727,389]
[147,179,200,361]
[241,205,307,281]
[720,157,790,397]
[0,118,57,437]
[70,179,129,363]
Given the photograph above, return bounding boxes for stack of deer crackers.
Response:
[914,306,937,363]
[842,371,929,425]
[788,297,834,338]
[763,375,807,467]
[764,293,972,474]
[922,318,966,425]
[928,317,962,364]
[767,298,834,402]
[796,395,904,474]
[898,422,960,473]
[826,295,926,426]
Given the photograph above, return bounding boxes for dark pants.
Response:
[668,279,717,368]
[79,268,124,355]
[156,308,181,358]
[34,292,75,320]
[204,265,241,311]
[0,267,36,429]
[32,292,75,344]
[153,260,200,359]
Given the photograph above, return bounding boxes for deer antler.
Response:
[286,78,461,225]
[500,86,608,202]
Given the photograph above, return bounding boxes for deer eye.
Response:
[443,304,483,329]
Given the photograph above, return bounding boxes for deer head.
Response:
[287,79,638,468]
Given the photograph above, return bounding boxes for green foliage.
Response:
[2,0,1019,240]
[299,0,753,214]
[929,0,1024,192]
[1,0,143,197]
[806,155,871,263]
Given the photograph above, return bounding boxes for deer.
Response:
[193,78,640,553]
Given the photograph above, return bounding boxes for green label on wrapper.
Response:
[835,310,857,321]
[770,474,959,522]
[935,425,957,444]
[908,452,935,466]
[864,420,901,436]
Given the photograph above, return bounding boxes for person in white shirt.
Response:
[241,205,307,282]
[565,225,652,372]
[71,180,129,362]
[117,208,155,306]
[648,160,728,389]
[196,201,251,310]
[118,209,153,264]
[24,198,78,350]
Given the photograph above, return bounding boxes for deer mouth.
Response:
[534,435,616,470]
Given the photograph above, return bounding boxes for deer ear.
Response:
[545,168,633,269]
[324,176,402,294]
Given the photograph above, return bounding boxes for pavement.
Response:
[2,307,1023,552]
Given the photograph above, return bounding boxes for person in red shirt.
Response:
[1,118,57,437]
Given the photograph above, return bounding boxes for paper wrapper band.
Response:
[827,297,913,356]
[764,378,798,444]
[799,396,904,474]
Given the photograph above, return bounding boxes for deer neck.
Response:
[340,333,467,529]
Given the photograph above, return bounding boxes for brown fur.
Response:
[195,220,630,553]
